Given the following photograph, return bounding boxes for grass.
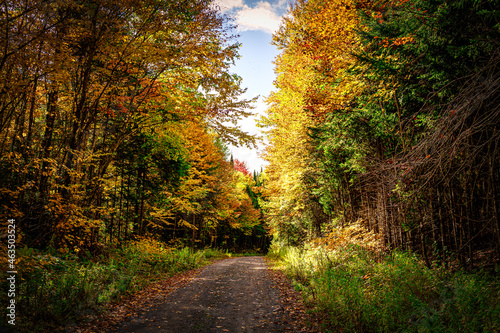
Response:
[0,238,230,332]
[268,241,500,332]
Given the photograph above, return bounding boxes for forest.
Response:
[262,0,499,268]
[0,0,267,253]
[0,0,499,332]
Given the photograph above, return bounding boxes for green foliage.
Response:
[269,243,500,332]
[356,0,500,111]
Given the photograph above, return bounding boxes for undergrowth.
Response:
[0,238,229,332]
[268,223,500,333]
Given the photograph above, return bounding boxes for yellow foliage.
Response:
[311,220,385,254]
[178,218,198,230]
[128,236,172,256]
[261,0,369,231]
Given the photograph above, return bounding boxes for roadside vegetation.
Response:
[0,238,230,332]
[268,222,500,333]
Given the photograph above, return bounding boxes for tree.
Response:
[261,0,364,243]
[233,159,251,177]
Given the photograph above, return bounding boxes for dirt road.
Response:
[111,257,307,333]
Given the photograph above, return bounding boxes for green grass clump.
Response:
[0,240,229,332]
[268,243,500,332]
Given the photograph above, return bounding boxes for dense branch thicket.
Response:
[359,52,500,266]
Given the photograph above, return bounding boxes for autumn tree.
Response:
[260,0,364,243]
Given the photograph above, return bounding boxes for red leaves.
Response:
[234,159,252,177]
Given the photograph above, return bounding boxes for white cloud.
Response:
[215,0,244,12]
[215,1,285,34]
[276,0,291,9]
[236,2,282,34]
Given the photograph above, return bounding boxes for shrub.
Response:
[268,225,499,333]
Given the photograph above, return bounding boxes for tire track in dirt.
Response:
[109,256,311,333]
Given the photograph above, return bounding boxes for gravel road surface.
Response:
[112,256,303,333]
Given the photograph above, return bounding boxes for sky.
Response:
[214,0,291,173]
